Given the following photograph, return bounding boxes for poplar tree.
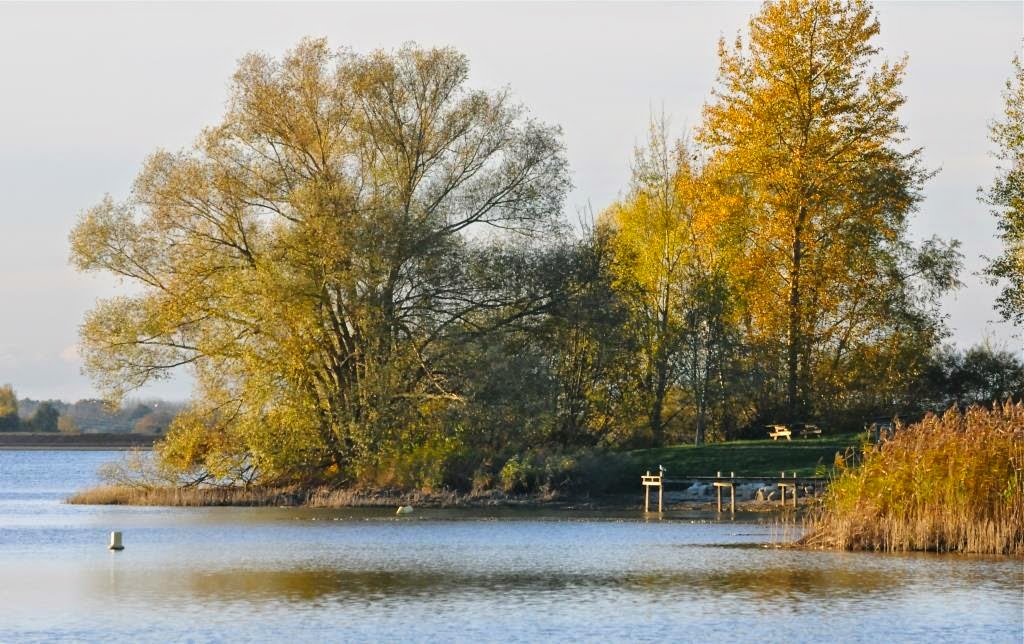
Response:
[698,0,949,420]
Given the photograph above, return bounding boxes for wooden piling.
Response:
[712,470,736,513]
[777,471,798,508]
[730,471,735,512]
[642,470,663,513]
[716,471,722,512]
[645,470,650,512]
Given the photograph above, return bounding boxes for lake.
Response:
[0,451,1020,643]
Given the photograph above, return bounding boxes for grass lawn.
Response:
[625,433,863,479]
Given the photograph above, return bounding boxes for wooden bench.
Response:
[768,424,792,440]
[800,424,822,438]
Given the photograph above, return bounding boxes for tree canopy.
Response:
[69,12,981,492]
[697,0,959,420]
[983,55,1024,326]
[71,39,569,484]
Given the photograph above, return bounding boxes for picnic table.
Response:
[800,423,822,438]
[767,423,822,440]
[767,424,791,440]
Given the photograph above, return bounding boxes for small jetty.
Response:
[641,470,828,513]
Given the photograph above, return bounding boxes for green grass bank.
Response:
[625,434,860,481]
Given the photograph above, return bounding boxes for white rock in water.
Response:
[396,505,414,515]
[685,482,710,498]
[735,483,766,500]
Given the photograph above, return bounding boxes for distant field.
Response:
[626,434,863,479]
[0,432,157,450]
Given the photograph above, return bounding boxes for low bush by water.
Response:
[802,402,1023,555]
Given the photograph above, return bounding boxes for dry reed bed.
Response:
[802,402,1023,555]
[67,484,534,508]
[67,485,309,507]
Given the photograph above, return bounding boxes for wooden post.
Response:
[716,471,722,512]
[644,470,650,512]
[642,470,664,513]
[780,471,786,506]
[730,472,736,513]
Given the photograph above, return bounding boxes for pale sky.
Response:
[0,1,1020,401]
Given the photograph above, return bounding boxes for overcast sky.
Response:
[0,1,1020,402]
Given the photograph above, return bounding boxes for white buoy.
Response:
[108,531,124,551]
[396,505,414,515]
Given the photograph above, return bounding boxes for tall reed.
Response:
[802,402,1023,555]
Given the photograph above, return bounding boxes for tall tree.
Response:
[70,40,569,484]
[983,55,1024,326]
[698,0,942,420]
[604,118,738,444]
[0,384,18,431]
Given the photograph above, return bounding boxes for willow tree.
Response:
[698,0,954,420]
[984,56,1024,326]
[70,40,569,484]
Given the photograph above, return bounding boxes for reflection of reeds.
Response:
[769,513,801,547]
[802,402,1024,555]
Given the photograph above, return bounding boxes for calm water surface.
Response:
[0,451,1020,643]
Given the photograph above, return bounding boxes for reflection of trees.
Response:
[170,564,900,604]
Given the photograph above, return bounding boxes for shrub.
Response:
[499,455,537,494]
[497,449,633,495]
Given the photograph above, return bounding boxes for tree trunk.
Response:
[694,409,706,446]
[787,208,805,422]
[650,365,668,446]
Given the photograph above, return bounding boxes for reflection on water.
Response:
[0,451,1020,643]
[172,564,903,602]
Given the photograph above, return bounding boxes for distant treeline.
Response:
[0,386,183,434]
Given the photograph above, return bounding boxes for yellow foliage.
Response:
[697,0,933,416]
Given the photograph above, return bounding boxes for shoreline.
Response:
[0,432,157,451]
[66,483,814,513]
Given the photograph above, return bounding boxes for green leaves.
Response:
[983,56,1024,326]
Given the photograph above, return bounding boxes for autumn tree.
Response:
[698,0,957,421]
[0,384,19,431]
[70,40,568,484]
[57,415,80,435]
[983,55,1024,325]
[604,118,740,444]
